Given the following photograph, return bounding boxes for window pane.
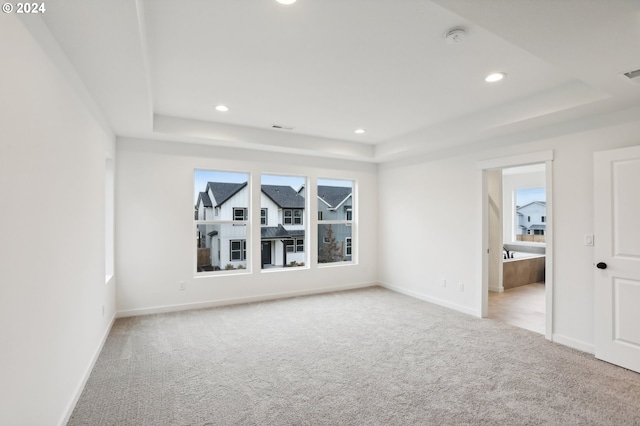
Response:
[195,170,249,273]
[318,179,354,265]
[317,179,353,222]
[194,170,248,221]
[514,187,546,243]
[195,224,247,272]
[318,224,352,263]
[261,174,306,269]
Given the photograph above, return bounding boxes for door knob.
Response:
[596,262,607,269]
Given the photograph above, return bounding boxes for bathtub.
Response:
[503,245,546,289]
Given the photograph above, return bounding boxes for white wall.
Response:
[0,16,116,425]
[379,117,640,352]
[116,138,378,316]
[487,170,503,292]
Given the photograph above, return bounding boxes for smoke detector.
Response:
[444,27,467,44]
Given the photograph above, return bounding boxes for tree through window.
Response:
[317,179,354,264]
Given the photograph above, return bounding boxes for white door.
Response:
[594,145,640,373]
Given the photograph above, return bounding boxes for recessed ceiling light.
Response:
[355,129,365,134]
[215,105,229,112]
[276,0,296,4]
[485,72,506,83]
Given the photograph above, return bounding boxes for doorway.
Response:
[479,151,554,340]
[261,241,272,267]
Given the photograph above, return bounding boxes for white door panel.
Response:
[594,145,640,373]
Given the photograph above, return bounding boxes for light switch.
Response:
[585,234,594,246]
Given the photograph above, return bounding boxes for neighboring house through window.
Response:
[194,170,249,273]
[261,175,307,269]
[514,190,547,243]
[317,179,354,264]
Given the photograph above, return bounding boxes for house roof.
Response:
[206,182,247,207]
[261,225,306,240]
[529,224,547,230]
[516,201,547,211]
[318,186,352,209]
[198,191,212,208]
[261,185,305,208]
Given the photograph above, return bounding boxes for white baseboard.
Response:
[116,282,376,318]
[59,313,116,426]
[552,333,595,354]
[380,282,481,317]
[489,285,504,293]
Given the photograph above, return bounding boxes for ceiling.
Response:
[37,0,640,162]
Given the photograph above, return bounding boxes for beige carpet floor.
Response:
[69,286,640,425]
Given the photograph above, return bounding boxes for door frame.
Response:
[478,150,554,340]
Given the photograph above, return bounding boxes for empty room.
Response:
[2,0,640,424]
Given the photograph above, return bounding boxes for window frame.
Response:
[317,179,355,265]
[261,208,268,226]
[194,169,251,275]
[230,239,247,261]
[234,207,248,221]
[283,208,303,225]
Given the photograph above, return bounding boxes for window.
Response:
[284,209,303,225]
[234,208,247,221]
[194,170,249,273]
[513,187,546,243]
[230,240,247,260]
[261,174,307,269]
[284,238,305,253]
[261,208,268,225]
[318,179,354,264]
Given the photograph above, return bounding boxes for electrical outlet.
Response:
[179,281,186,291]
[458,283,464,292]
[441,279,447,288]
